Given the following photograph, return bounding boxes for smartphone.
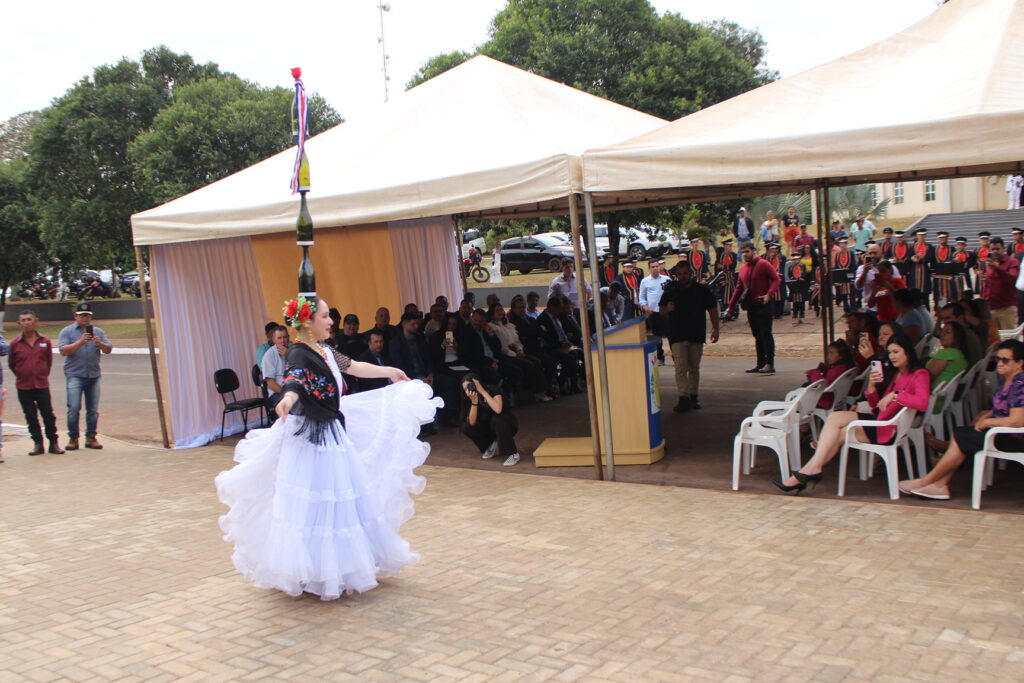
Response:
[445,331,454,344]
[85,324,93,335]
[870,360,883,376]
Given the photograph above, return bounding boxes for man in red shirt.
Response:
[8,310,63,455]
[866,260,906,322]
[728,243,782,375]
[983,237,1020,330]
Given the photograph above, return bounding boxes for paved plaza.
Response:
[2,439,1023,681]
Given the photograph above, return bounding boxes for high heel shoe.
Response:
[793,470,822,488]
[772,479,807,495]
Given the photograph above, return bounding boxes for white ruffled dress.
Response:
[215,352,441,600]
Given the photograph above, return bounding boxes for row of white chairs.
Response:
[733,346,1021,507]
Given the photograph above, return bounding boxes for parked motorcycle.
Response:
[78,275,113,300]
[462,248,490,283]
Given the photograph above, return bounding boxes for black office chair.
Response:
[214,368,265,441]
[251,364,270,427]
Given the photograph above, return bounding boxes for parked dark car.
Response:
[497,234,589,275]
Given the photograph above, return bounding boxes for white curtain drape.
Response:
[388,216,463,310]
[150,237,267,449]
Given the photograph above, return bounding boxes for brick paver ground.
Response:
[2,440,1023,681]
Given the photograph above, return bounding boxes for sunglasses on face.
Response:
[996,356,1015,364]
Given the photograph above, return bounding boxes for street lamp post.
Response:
[377,2,391,102]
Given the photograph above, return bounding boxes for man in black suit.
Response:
[389,312,457,427]
[364,307,397,363]
[334,313,368,358]
[535,297,581,393]
[508,298,559,390]
[354,330,389,391]
[456,309,507,387]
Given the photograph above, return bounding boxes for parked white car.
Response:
[461,229,488,259]
[593,224,667,260]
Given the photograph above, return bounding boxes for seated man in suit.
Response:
[456,308,521,389]
[535,297,581,394]
[363,307,397,363]
[507,297,559,392]
[353,330,389,392]
[333,313,369,358]
[389,312,458,426]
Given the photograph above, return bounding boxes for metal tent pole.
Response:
[134,246,170,449]
[822,182,836,344]
[568,194,603,480]
[815,189,829,363]
[583,192,616,481]
[453,217,468,296]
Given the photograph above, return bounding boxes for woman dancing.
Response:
[215,296,441,600]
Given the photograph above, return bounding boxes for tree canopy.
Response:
[24,45,340,271]
[0,160,47,308]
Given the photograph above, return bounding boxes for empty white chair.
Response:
[838,407,917,500]
[732,390,810,491]
[842,365,872,410]
[750,380,826,471]
[971,427,1024,510]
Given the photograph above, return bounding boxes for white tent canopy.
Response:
[132,56,665,246]
[582,0,1024,203]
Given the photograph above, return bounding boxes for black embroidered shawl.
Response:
[281,342,352,445]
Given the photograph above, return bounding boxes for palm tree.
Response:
[746,192,813,226]
[828,184,891,225]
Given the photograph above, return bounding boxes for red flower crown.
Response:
[283,295,315,328]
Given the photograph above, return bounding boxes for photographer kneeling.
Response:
[460,372,521,466]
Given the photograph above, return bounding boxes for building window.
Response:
[894,182,904,204]
[924,179,936,202]
[870,185,879,206]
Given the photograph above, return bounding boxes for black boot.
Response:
[673,396,692,413]
[689,394,702,410]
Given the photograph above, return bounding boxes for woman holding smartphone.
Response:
[460,372,521,466]
[774,336,931,494]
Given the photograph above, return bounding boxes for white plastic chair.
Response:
[971,427,1024,510]
[732,393,807,491]
[842,365,871,410]
[918,335,940,362]
[750,380,826,471]
[838,407,917,500]
[809,368,858,441]
[906,374,961,479]
[998,321,1024,340]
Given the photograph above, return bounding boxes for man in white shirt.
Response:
[525,291,542,319]
[260,325,289,409]
[639,259,672,365]
[547,259,592,312]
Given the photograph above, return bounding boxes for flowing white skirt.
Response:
[215,380,441,600]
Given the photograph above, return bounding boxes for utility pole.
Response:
[377,3,391,102]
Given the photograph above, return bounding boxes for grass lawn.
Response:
[2,321,149,341]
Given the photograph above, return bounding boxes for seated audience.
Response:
[390,311,457,427]
[354,330,390,391]
[365,307,397,361]
[256,321,278,364]
[460,372,521,467]
[845,312,878,369]
[423,303,446,339]
[775,336,930,494]
[259,325,289,410]
[804,340,855,409]
[335,313,369,359]
[456,308,507,387]
[536,297,582,394]
[606,282,626,326]
[525,291,543,319]
[894,289,926,344]
[900,339,1024,500]
[927,321,968,388]
[866,260,905,323]
[488,304,551,402]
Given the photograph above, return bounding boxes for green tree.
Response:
[131,77,341,205]
[410,0,772,259]
[0,160,47,311]
[829,184,890,225]
[28,47,222,270]
[0,111,43,162]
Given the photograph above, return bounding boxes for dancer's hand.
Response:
[276,392,298,423]
[387,367,409,383]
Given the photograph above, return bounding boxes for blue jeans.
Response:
[66,376,101,438]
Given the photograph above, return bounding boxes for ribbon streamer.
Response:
[290,67,309,194]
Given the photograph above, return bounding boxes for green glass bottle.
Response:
[296,191,313,246]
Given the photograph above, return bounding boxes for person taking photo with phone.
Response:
[58,302,112,450]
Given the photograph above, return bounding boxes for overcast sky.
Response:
[3,0,940,124]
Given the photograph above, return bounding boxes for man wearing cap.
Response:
[908,228,933,299]
[831,237,856,313]
[335,313,369,358]
[58,303,112,450]
[715,238,740,316]
[973,232,992,294]
[8,310,64,456]
[828,220,847,244]
[930,231,956,305]
[982,237,1020,329]
[879,227,895,259]
[793,224,817,250]
[951,236,972,301]
[733,208,754,246]
[547,258,592,315]
[614,261,642,320]
[599,254,617,288]
[850,216,874,252]
[639,259,672,365]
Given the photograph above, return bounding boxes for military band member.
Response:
[879,227,895,259]
[715,238,739,313]
[765,242,787,319]
[951,236,972,300]
[891,230,911,273]
[1013,227,1024,259]
[786,246,815,322]
[974,231,992,294]
[908,227,934,300]
[831,236,856,313]
[931,231,956,305]
[687,240,711,283]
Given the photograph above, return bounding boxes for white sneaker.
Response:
[482,441,498,459]
[503,453,520,466]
